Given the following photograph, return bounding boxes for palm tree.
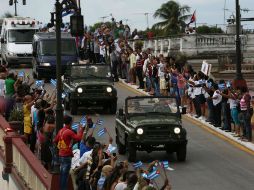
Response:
[153,0,191,35]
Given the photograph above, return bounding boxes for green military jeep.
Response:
[115,96,187,162]
[63,64,117,115]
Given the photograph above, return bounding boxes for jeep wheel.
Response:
[176,145,186,162]
[64,98,70,110]
[109,101,117,114]
[127,143,136,162]
[70,100,78,115]
[116,135,126,154]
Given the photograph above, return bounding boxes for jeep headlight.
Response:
[77,87,83,93]
[40,63,51,66]
[137,128,144,135]
[106,87,112,93]
[71,62,77,65]
[174,127,181,134]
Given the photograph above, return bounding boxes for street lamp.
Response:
[49,0,84,133]
[233,0,247,89]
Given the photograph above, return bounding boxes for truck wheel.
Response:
[127,143,136,162]
[176,145,187,162]
[116,135,126,154]
[70,100,78,115]
[109,101,117,114]
[64,98,70,110]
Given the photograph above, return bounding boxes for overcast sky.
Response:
[0,0,253,30]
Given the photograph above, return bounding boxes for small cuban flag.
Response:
[62,92,67,99]
[133,161,143,169]
[72,122,79,131]
[80,116,87,126]
[18,71,25,77]
[91,123,96,129]
[141,172,148,178]
[97,128,107,137]
[147,170,160,180]
[160,161,174,171]
[35,80,44,88]
[96,119,103,125]
[106,144,117,155]
[50,79,57,87]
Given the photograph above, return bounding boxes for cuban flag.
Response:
[62,92,67,99]
[106,145,117,155]
[141,172,148,178]
[133,161,143,169]
[62,9,75,17]
[50,79,57,87]
[97,128,107,137]
[18,71,25,77]
[72,122,79,131]
[188,10,196,25]
[218,83,225,91]
[160,161,174,171]
[96,119,103,125]
[91,124,96,129]
[147,170,160,180]
[80,116,87,126]
[35,80,44,88]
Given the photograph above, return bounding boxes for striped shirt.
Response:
[240,94,251,111]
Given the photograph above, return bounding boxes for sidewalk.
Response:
[118,79,254,155]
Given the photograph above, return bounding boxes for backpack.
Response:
[57,129,68,150]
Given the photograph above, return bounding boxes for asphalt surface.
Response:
[9,68,254,190]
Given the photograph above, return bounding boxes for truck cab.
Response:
[32,32,79,79]
[0,17,39,66]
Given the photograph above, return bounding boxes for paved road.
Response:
[10,68,254,189]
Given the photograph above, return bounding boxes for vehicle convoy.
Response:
[0,17,39,66]
[115,96,187,162]
[63,64,117,115]
[32,32,79,79]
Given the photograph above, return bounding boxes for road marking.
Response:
[119,80,254,156]
[183,115,254,156]
[117,82,146,95]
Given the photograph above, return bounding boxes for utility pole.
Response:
[9,0,26,16]
[14,0,17,16]
[55,0,63,134]
[233,0,247,88]
[49,0,84,133]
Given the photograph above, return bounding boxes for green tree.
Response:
[153,0,191,35]
[1,12,14,18]
[196,25,224,34]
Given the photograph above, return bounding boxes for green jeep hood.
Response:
[127,115,181,128]
[71,80,113,87]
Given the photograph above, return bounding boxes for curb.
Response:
[118,79,254,155]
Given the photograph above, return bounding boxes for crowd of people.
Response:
[80,21,253,143]
[0,64,173,190]
[0,20,253,190]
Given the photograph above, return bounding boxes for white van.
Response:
[0,17,39,66]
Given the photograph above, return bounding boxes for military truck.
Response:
[115,96,187,162]
[63,64,117,115]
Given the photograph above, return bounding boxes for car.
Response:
[115,96,187,162]
[32,32,79,79]
[62,64,117,115]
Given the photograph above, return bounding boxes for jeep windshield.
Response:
[68,65,112,80]
[126,97,178,115]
